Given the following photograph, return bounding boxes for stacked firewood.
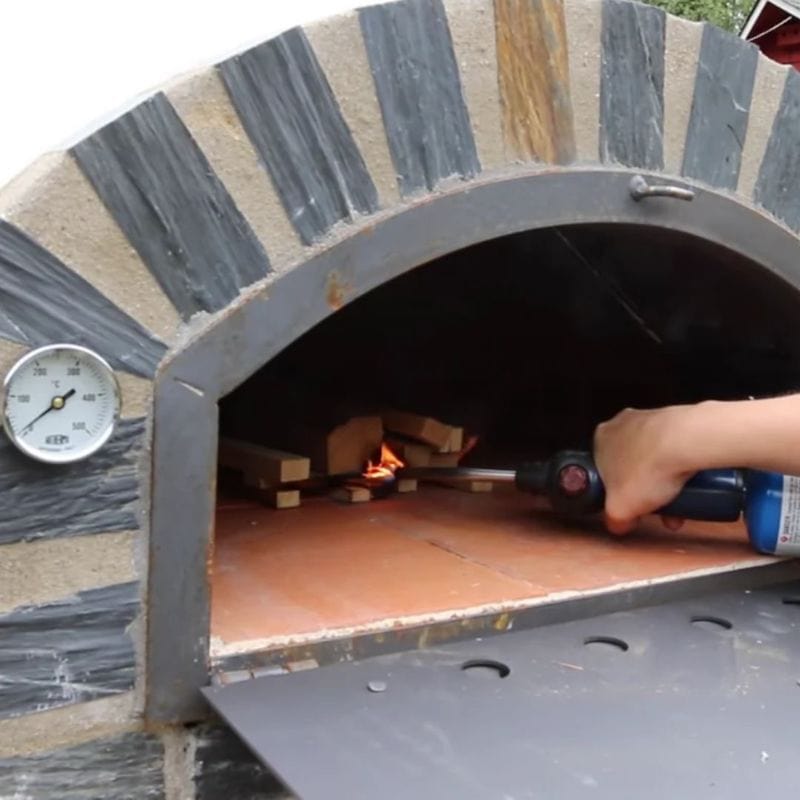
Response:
[218,410,483,509]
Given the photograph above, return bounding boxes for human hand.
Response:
[593,405,697,535]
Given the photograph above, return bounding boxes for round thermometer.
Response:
[2,344,120,464]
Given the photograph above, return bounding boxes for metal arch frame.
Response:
[146,167,800,722]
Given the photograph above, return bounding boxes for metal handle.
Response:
[629,174,695,202]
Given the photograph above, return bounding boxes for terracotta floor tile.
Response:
[211,486,770,647]
[211,499,538,644]
[372,486,760,590]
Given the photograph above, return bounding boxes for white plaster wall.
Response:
[0,0,362,188]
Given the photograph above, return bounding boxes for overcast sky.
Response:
[0,0,361,187]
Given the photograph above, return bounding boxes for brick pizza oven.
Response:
[3,0,800,796]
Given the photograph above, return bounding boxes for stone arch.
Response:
[0,0,799,729]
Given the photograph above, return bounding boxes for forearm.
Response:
[673,396,800,476]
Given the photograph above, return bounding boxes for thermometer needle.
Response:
[20,388,76,432]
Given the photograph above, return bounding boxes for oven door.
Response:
[204,575,800,799]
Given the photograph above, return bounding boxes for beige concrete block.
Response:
[306,11,402,206]
[738,55,790,200]
[0,152,181,344]
[117,371,153,419]
[0,693,137,757]
[0,338,29,379]
[564,0,602,163]
[166,69,305,273]
[663,16,703,175]
[442,0,506,171]
[0,531,137,615]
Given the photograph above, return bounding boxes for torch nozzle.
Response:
[395,467,518,484]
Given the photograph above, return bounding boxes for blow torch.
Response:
[398,450,800,556]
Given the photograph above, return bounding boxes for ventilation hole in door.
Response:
[690,615,733,631]
[461,659,511,678]
[782,597,800,605]
[583,636,629,652]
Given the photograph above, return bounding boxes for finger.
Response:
[661,515,684,531]
[604,512,637,536]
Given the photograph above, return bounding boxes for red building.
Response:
[742,0,800,68]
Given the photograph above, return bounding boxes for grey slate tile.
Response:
[682,25,758,190]
[72,93,271,319]
[0,582,139,719]
[754,68,800,231]
[0,731,164,799]
[0,417,145,545]
[218,27,379,246]
[0,221,166,378]
[359,0,481,196]
[600,0,665,169]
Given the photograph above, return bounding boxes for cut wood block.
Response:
[438,427,464,454]
[385,438,433,467]
[260,489,301,509]
[429,452,461,468]
[245,416,383,477]
[396,478,418,493]
[219,438,310,485]
[326,416,383,475]
[331,485,372,503]
[382,411,453,450]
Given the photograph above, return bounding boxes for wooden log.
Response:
[429,452,461,468]
[385,438,433,467]
[259,489,301,509]
[381,411,453,450]
[326,416,384,475]
[331,485,372,503]
[438,427,464,454]
[219,438,310,486]
[281,416,383,475]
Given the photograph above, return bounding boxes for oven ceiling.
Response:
[204,578,800,799]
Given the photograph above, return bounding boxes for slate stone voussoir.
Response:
[0,582,139,720]
[0,221,166,378]
[359,0,481,196]
[193,723,292,800]
[495,0,576,164]
[0,416,145,545]
[754,68,800,232]
[600,0,665,170]
[72,93,272,320]
[0,731,164,799]
[682,24,758,190]
[218,27,379,246]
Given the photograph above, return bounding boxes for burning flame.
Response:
[363,442,405,481]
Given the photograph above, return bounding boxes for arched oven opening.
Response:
[211,222,800,660]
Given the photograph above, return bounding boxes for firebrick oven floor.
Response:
[210,485,770,654]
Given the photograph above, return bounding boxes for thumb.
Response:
[603,511,637,536]
[603,491,639,536]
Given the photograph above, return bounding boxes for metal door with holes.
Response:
[204,581,800,799]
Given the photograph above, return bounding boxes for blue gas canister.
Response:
[744,470,800,556]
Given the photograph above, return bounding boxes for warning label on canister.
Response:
[777,475,800,555]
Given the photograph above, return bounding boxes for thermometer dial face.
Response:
[2,345,120,464]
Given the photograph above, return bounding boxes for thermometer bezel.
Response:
[2,344,121,464]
